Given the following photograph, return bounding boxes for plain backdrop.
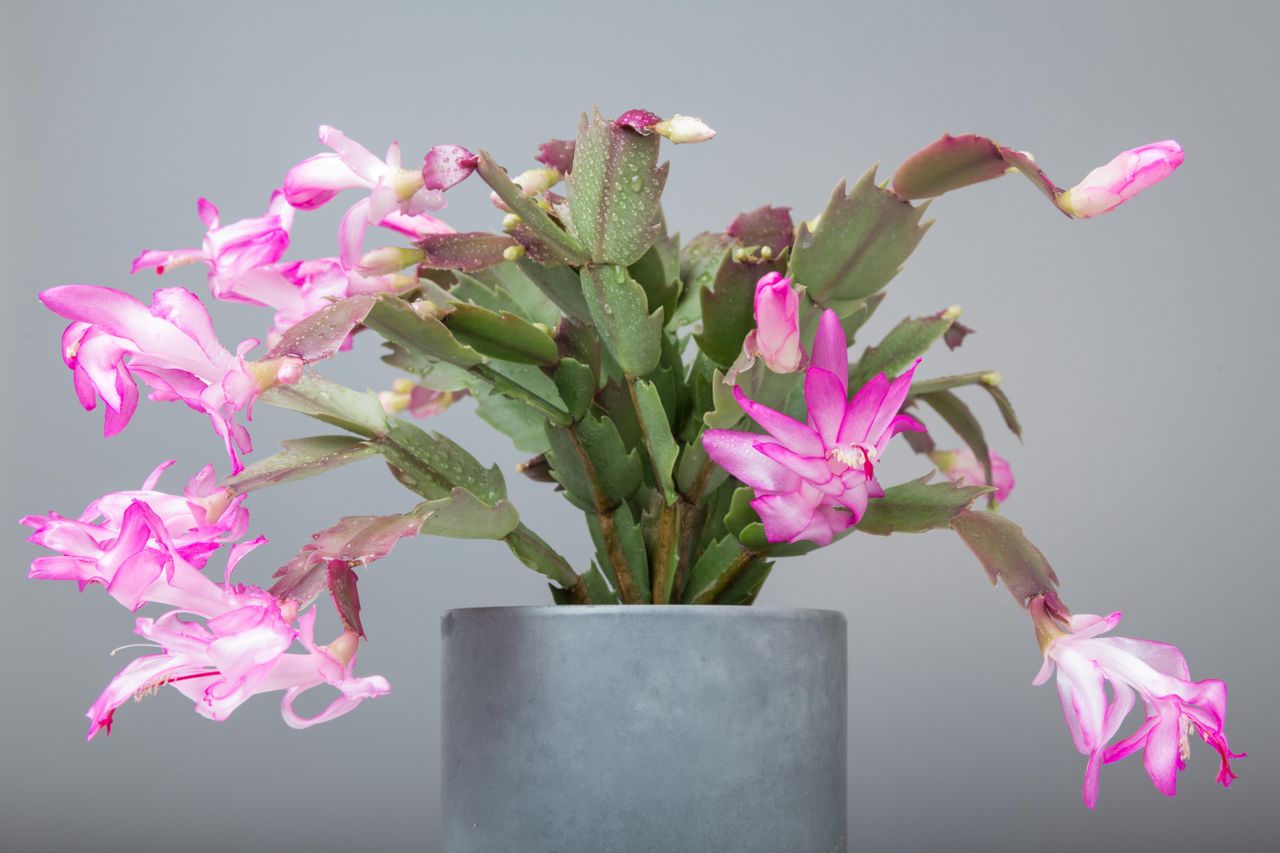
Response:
[2,1,1277,851]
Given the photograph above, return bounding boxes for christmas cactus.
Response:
[23,109,1240,808]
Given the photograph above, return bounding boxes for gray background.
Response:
[2,1,1276,850]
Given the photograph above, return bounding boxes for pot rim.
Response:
[443,605,846,622]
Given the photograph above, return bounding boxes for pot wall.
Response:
[442,606,847,853]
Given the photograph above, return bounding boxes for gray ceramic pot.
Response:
[441,606,847,853]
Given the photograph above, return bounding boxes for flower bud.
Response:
[1056,140,1184,219]
[422,144,479,192]
[653,114,716,144]
[752,272,804,373]
[357,246,424,276]
[489,167,562,210]
[931,447,1015,503]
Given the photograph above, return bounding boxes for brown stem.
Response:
[564,429,641,603]
[649,499,680,604]
[689,549,758,605]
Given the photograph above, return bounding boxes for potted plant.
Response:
[22,108,1239,852]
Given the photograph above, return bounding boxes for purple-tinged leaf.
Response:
[267,295,376,363]
[474,151,589,266]
[892,133,1010,199]
[944,320,974,350]
[902,426,937,455]
[891,132,1070,216]
[422,144,478,191]
[726,205,794,254]
[270,514,422,616]
[419,232,518,273]
[615,108,662,133]
[327,562,364,637]
[536,138,577,174]
[951,509,1059,606]
[223,435,376,496]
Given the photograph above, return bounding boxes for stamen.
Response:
[109,643,164,656]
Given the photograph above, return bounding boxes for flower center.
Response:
[828,443,877,476]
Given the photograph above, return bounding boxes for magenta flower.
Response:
[931,447,1016,502]
[22,461,248,591]
[703,310,925,545]
[39,285,303,470]
[130,192,294,298]
[1057,141,1185,219]
[744,272,805,374]
[1030,595,1243,808]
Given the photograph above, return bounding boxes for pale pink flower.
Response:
[39,285,302,471]
[744,272,805,374]
[703,310,925,545]
[931,447,1015,502]
[284,125,444,220]
[22,461,247,586]
[1057,141,1185,219]
[86,577,388,738]
[130,192,294,299]
[1031,594,1243,808]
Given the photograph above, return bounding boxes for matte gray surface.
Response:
[2,2,1277,852]
[442,607,846,852]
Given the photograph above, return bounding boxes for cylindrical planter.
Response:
[442,606,847,853]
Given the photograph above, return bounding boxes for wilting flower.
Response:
[39,285,302,470]
[744,272,805,374]
[131,192,294,299]
[22,461,247,586]
[1030,594,1243,808]
[931,447,1015,502]
[703,310,925,545]
[1057,141,1185,219]
[378,378,465,418]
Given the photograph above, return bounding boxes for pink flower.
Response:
[284,125,443,219]
[931,447,1015,502]
[130,192,294,300]
[86,579,388,738]
[744,272,805,374]
[703,310,925,545]
[39,285,302,471]
[22,461,248,590]
[1031,594,1243,808]
[1057,141,1185,219]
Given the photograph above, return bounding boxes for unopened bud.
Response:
[412,299,444,320]
[249,355,304,391]
[653,114,716,144]
[981,371,1003,386]
[512,166,561,196]
[358,246,424,276]
[502,213,523,230]
[502,244,525,262]
[942,305,963,321]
